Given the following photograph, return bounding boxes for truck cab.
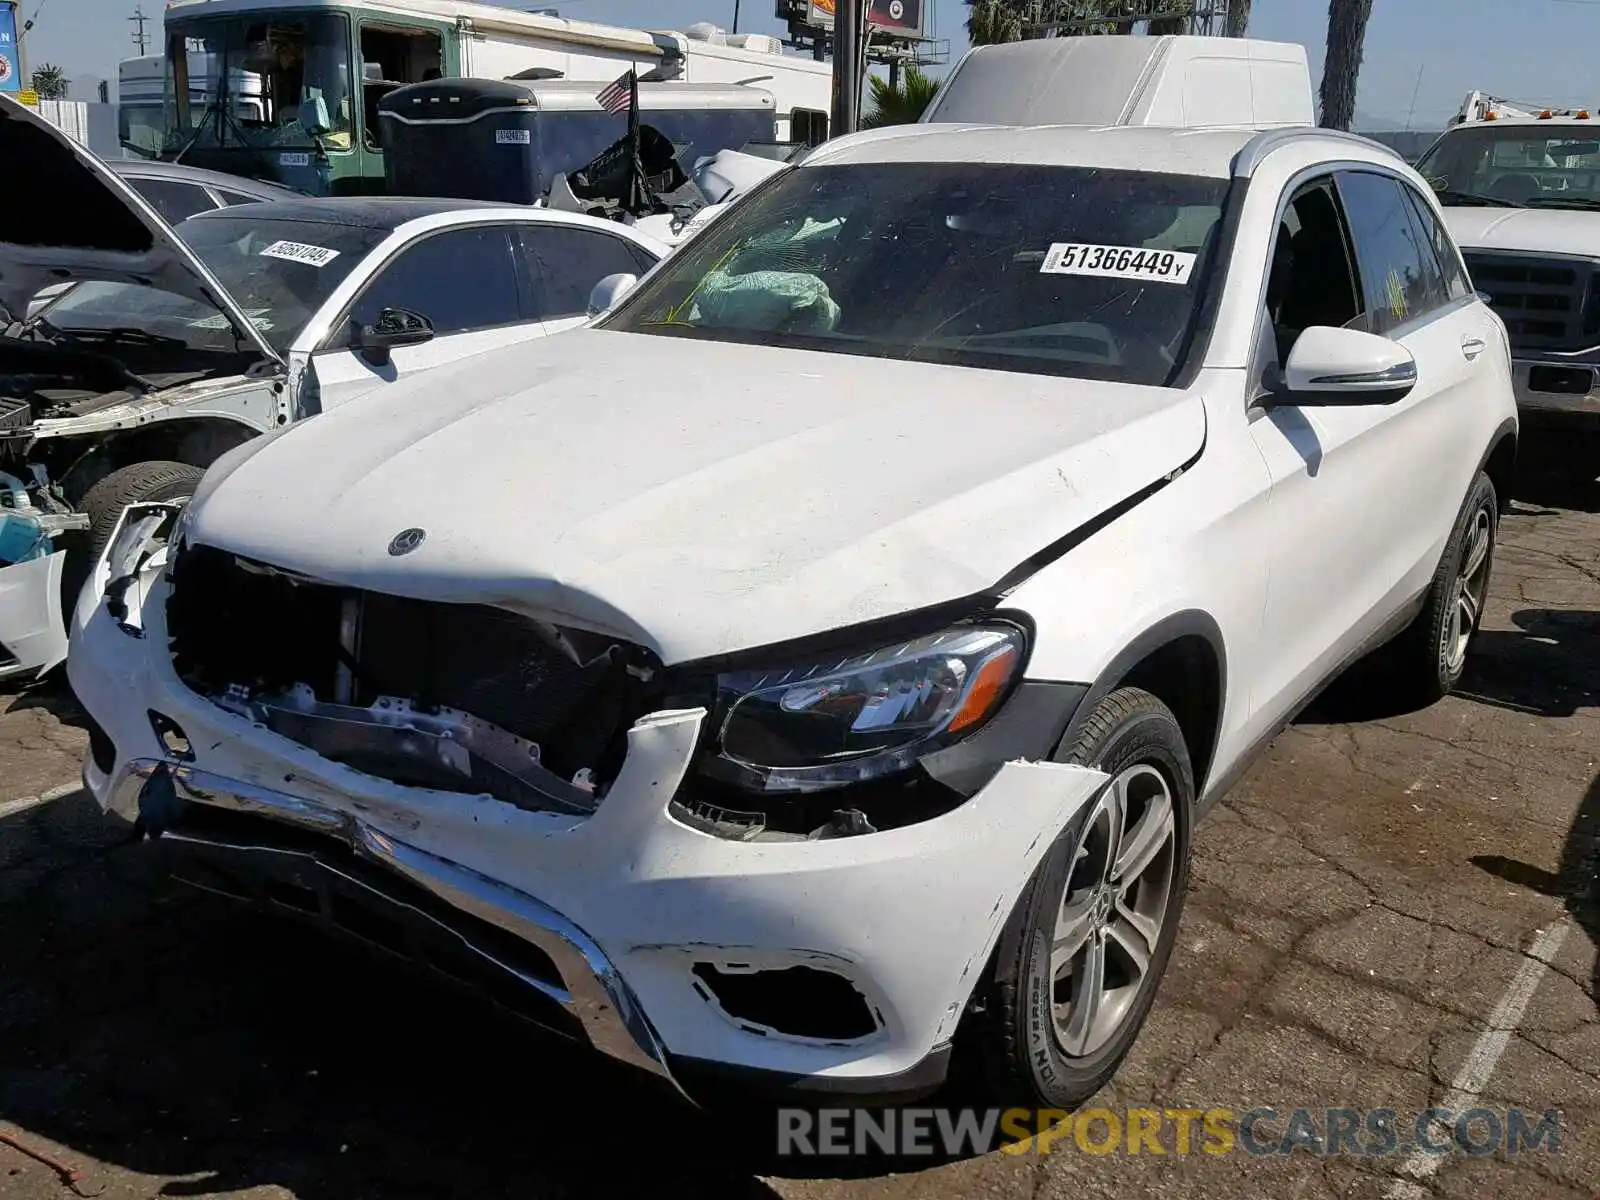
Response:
[1417,96,1600,428]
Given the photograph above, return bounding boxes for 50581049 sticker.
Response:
[259,240,342,268]
[1041,243,1197,284]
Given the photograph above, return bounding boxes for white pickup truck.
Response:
[1418,94,1600,428]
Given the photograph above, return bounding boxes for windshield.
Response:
[1418,125,1600,208]
[40,215,384,355]
[603,162,1229,386]
[163,16,353,153]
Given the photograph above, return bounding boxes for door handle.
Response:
[1461,336,1487,360]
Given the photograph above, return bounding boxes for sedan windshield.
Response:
[603,162,1231,386]
[1417,125,1600,209]
[40,215,386,355]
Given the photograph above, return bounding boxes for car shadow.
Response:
[0,795,792,1198]
[1472,770,1599,1014]
[0,672,88,730]
[1512,427,1600,515]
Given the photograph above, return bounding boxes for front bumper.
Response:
[0,549,66,682]
[1512,355,1600,418]
[70,564,1108,1103]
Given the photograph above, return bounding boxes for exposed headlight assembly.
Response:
[704,623,1027,793]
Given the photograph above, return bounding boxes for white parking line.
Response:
[1384,919,1572,1199]
[0,780,82,820]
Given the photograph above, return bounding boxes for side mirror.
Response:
[299,96,332,137]
[352,307,434,367]
[588,273,638,317]
[1280,326,1418,406]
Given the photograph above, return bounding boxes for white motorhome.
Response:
[1417,95,1600,429]
[922,35,1314,130]
[148,0,833,193]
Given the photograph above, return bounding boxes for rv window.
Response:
[791,108,828,147]
[359,24,444,149]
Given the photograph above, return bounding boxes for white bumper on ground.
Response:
[0,549,66,681]
[68,561,1107,1098]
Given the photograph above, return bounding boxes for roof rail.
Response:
[1233,126,1404,176]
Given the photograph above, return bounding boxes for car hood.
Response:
[186,331,1207,664]
[0,96,281,367]
[1442,205,1600,258]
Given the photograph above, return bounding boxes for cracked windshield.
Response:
[606,162,1229,386]
[36,216,384,355]
[1417,125,1600,209]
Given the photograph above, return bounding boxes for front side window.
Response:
[1263,178,1363,361]
[164,16,354,153]
[127,176,218,223]
[344,227,521,337]
[519,226,657,320]
[41,215,385,355]
[1336,171,1452,335]
[604,162,1231,386]
[1400,185,1472,301]
[1417,125,1600,209]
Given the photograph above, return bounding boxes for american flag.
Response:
[596,70,634,115]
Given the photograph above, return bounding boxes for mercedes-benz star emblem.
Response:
[388,527,426,557]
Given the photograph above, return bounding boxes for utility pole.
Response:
[731,0,740,34]
[129,3,149,54]
[832,0,862,137]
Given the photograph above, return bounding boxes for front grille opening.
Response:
[166,545,664,803]
[1465,252,1591,351]
[691,963,881,1042]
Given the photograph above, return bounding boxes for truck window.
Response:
[360,24,444,149]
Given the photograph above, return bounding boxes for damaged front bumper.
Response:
[70,551,1109,1103]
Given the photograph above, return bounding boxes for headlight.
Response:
[705,623,1026,793]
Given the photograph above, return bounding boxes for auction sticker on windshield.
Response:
[1041,243,1197,284]
[259,240,342,268]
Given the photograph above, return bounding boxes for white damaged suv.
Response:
[69,122,1516,1109]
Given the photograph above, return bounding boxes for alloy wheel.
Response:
[1049,763,1178,1058]
[1445,503,1494,675]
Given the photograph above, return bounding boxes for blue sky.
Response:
[18,0,1600,128]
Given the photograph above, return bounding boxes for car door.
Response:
[516,223,661,336]
[1246,168,1498,727]
[305,224,534,412]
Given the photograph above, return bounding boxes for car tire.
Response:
[79,460,205,570]
[969,686,1194,1109]
[1381,470,1498,705]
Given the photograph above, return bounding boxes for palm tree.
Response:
[1225,0,1253,37]
[1319,0,1374,131]
[862,65,942,127]
[966,0,1023,45]
[30,63,68,100]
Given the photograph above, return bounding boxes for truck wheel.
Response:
[971,687,1194,1109]
[80,460,205,568]
[1379,470,1498,705]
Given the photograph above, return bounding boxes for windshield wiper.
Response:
[51,326,190,351]
[1524,196,1600,211]
[1433,188,1525,208]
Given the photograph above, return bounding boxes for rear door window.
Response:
[1335,170,1452,334]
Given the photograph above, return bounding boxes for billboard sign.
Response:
[0,4,21,94]
[805,0,926,38]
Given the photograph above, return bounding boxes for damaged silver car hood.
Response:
[0,96,281,368]
[183,330,1206,663]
